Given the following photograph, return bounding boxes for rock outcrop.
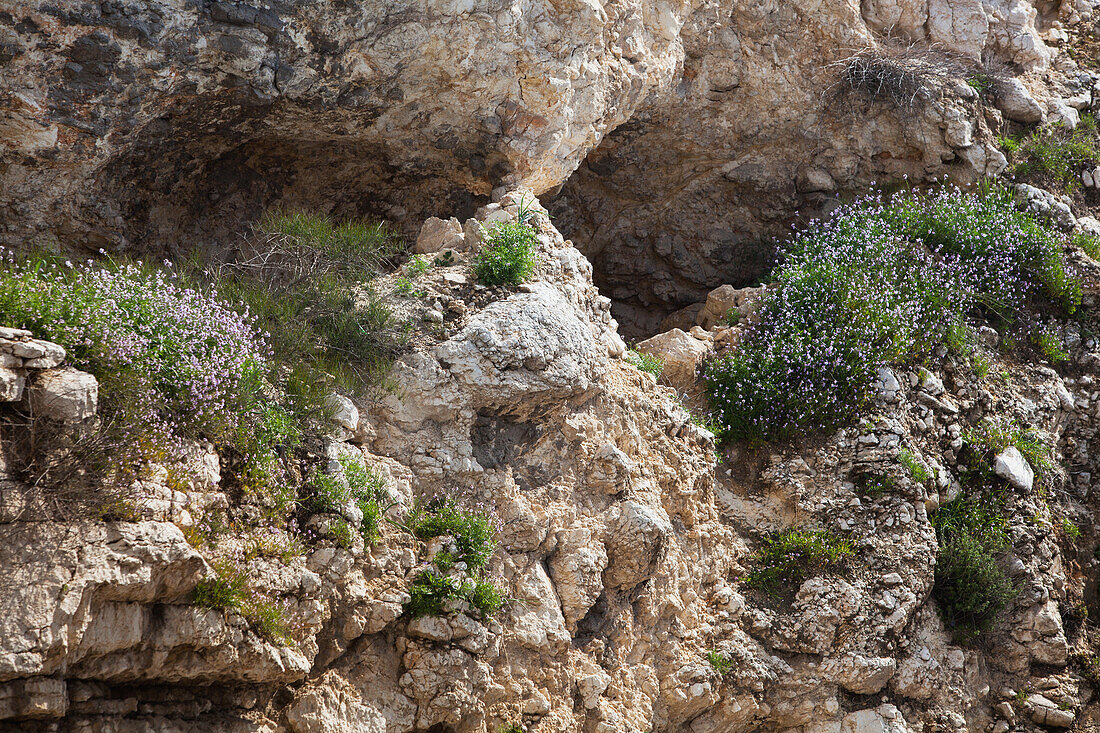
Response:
[3,0,1097,331]
[1,193,1099,732]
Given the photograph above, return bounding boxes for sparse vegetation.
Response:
[963,416,1054,480]
[835,44,965,111]
[193,560,294,644]
[853,469,895,497]
[898,449,932,483]
[999,114,1100,190]
[626,349,665,377]
[744,527,854,591]
[473,220,538,286]
[1063,517,1083,542]
[306,455,389,545]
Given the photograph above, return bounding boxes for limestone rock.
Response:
[635,329,708,391]
[696,284,764,330]
[325,394,360,432]
[414,217,465,254]
[997,77,1046,123]
[994,446,1034,491]
[29,367,98,422]
[603,500,673,589]
[547,526,608,632]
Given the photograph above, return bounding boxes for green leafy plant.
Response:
[931,493,1016,642]
[306,456,389,545]
[706,649,733,677]
[1063,517,1083,542]
[626,349,665,378]
[401,495,505,619]
[898,449,932,483]
[394,276,425,297]
[744,528,854,591]
[473,220,537,286]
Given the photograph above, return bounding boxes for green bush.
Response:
[625,349,664,377]
[407,497,497,573]
[406,571,504,619]
[401,496,505,619]
[306,456,388,545]
[473,220,537,286]
[932,494,1015,642]
[999,114,1099,190]
[0,255,295,502]
[706,650,733,676]
[704,184,1079,442]
[933,531,1015,642]
[744,528,854,591]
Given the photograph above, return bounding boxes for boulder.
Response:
[414,217,465,254]
[603,500,673,589]
[29,368,98,422]
[994,447,1034,491]
[696,285,764,330]
[996,78,1045,123]
[635,329,709,391]
[325,394,360,432]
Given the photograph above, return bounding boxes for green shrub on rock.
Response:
[704,184,1080,442]
[474,220,537,286]
[744,527,854,591]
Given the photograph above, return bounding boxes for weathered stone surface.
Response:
[0,677,66,720]
[994,446,1034,491]
[29,368,98,422]
[635,328,708,391]
[414,217,465,254]
[0,521,310,685]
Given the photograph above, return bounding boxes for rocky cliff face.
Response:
[1,192,1100,732]
[4,0,1100,732]
[3,0,1095,328]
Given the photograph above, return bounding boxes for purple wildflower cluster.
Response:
[0,254,280,479]
[704,183,1078,442]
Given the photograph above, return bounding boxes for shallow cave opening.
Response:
[544,141,782,341]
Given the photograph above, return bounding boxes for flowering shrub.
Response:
[0,255,290,490]
[704,184,1079,441]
